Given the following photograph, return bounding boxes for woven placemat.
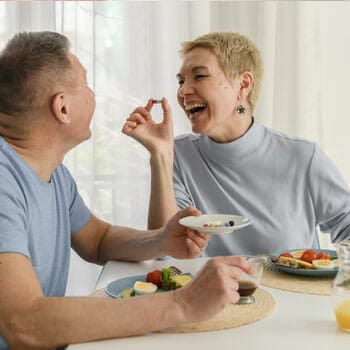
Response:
[90,287,275,333]
[261,263,333,295]
[158,288,275,333]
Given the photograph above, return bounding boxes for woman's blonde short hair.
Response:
[180,32,263,112]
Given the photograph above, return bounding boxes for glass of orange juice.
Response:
[331,241,350,332]
[334,300,350,332]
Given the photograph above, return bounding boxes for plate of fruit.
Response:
[270,249,338,277]
[105,266,192,298]
[179,214,251,234]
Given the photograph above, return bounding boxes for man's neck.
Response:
[4,134,64,183]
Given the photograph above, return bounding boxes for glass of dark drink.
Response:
[237,256,266,304]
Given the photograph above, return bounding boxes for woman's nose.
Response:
[178,81,193,97]
[178,86,184,98]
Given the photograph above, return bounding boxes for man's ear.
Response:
[51,92,71,124]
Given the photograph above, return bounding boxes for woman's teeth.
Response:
[185,103,207,114]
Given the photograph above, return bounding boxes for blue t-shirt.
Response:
[0,136,91,349]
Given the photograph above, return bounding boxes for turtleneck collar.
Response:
[199,120,266,163]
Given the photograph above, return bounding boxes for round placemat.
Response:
[158,288,275,333]
[261,263,333,295]
[91,287,275,333]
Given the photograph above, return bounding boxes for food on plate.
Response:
[274,249,337,271]
[161,266,192,290]
[274,255,314,269]
[300,249,319,263]
[121,287,135,298]
[133,281,158,295]
[312,259,336,270]
[203,220,235,228]
[290,250,305,259]
[170,274,192,288]
[121,266,192,298]
[146,269,162,287]
[280,252,294,258]
[316,251,331,260]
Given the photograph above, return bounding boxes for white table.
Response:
[67,258,349,350]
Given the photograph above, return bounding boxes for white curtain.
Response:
[1,1,349,295]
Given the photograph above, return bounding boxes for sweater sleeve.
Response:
[173,151,194,210]
[307,144,350,242]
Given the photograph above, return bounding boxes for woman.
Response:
[122,31,350,256]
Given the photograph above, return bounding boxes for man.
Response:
[0,31,252,349]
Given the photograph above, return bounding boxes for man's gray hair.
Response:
[0,31,72,116]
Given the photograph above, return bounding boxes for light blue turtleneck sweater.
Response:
[173,122,350,256]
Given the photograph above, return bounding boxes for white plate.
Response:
[179,214,251,234]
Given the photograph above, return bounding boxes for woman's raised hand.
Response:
[122,97,174,155]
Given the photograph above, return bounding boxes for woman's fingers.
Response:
[126,112,147,124]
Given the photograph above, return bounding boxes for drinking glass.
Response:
[237,256,265,304]
[331,241,350,332]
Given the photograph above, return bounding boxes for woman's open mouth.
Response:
[184,103,207,118]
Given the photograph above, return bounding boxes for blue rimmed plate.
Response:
[270,249,338,277]
[105,275,146,298]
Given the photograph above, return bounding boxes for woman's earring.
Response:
[237,104,246,114]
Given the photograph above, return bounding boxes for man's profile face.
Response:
[64,53,96,144]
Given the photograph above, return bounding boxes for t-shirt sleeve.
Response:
[0,170,29,256]
[308,144,350,242]
[69,187,91,234]
[62,166,91,234]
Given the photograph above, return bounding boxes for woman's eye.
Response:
[177,79,184,85]
[195,75,208,80]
